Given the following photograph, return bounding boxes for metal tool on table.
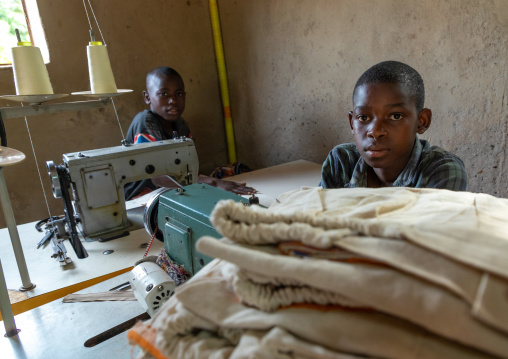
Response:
[84,311,150,348]
[35,216,73,265]
[41,138,199,263]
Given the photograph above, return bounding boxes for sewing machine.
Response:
[43,137,258,275]
[144,183,252,274]
[44,138,199,261]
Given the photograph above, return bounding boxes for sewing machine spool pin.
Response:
[248,193,260,205]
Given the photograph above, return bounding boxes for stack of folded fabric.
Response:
[129,187,508,359]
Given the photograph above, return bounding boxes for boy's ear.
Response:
[348,111,354,132]
[417,108,432,134]
[143,90,150,105]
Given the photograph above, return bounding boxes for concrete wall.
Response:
[0,0,506,227]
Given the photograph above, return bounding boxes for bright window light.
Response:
[0,0,49,65]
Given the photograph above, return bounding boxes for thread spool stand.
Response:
[0,147,34,337]
[0,97,111,121]
[0,27,132,290]
[0,97,112,149]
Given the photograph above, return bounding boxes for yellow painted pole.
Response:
[209,0,237,164]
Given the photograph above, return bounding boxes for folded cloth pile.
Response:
[129,187,508,359]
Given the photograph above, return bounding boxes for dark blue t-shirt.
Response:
[124,110,191,200]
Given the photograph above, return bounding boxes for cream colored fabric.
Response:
[209,187,508,334]
[130,187,508,359]
[250,327,381,359]
[197,236,508,358]
[211,187,508,277]
[473,272,508,334]
[221,262,368,312]
[135,261,494,359]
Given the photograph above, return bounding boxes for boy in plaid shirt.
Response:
[321,61,467,190]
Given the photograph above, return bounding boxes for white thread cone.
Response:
[87,44,117,94]
[11,46,54,95]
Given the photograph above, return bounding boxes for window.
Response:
[0,0,28,64]
[0,0,49,65]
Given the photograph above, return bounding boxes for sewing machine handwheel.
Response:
[46,161,62,198]
[144,188,172,242]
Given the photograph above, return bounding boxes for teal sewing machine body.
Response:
[157,183,249,274]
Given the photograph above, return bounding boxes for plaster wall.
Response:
[0,0,507,228]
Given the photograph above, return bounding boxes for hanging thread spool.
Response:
[11,42,54,95]
[87,41,117,94]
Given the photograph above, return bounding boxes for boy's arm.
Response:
[320,145,358,188]
[320,155,339,188]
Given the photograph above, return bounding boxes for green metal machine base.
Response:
[157,183,249,275]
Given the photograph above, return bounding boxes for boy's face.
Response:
[144,74,186,122]
[348,83,431,177]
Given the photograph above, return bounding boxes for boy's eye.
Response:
[159,91,168,97]
[389,113,403,121]
[357,115,370,122]
[176,90,185,97]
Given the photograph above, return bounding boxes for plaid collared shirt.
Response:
[320,139,467,191]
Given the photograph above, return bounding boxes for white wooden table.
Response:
[0,272,144,359]
[0,160,322,358]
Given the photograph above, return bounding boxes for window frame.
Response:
[0,0,49,66]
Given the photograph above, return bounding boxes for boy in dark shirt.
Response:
[321,61,467,190]
[124,67,254,199]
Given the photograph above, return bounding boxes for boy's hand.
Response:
[215,179,256,195]
[197,175,256,195]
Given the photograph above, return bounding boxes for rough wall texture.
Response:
[0,0,506,227]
